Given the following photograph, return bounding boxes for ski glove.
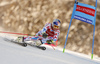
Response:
[46,40,53,44]
[42,33,48,38]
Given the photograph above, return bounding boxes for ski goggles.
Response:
[54,25,59,29]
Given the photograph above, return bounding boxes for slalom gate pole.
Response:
[63,0,77,53]
[91,0,97,59]
[63,19,72,53]
[51,45,55,50]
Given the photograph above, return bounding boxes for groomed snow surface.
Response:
[0,34,100,64]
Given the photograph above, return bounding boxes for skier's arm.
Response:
[36,23,49,36]
[46,31,60,44]
[52,31,60,42]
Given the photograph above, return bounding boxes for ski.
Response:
[4,38,46,50]
[36,46,46,50]
[26,43,46,50]
[4,38,27,47]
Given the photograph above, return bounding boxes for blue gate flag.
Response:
[63,0,97,59]
[72,2,96,25]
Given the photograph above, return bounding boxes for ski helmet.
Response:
[52,19,61,28]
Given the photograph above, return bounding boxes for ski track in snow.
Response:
[0,34,100,64]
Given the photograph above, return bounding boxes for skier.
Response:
[17,19,61,46]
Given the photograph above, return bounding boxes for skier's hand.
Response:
[46,40,53,44]
[42,33,48,38]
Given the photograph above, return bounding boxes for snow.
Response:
[0,34,100,64]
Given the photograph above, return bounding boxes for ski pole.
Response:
[0,31,34,36]
[51,45,55,50]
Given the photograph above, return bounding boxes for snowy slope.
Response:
[0,35,100,64]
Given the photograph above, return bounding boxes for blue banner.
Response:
[72,2,96,25]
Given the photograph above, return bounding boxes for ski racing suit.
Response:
[24,23,60,44]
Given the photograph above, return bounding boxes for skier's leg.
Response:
[32,40,42,46]
[41,38,49,44]
[24,36,32,41]
[31,37,43,46]
[15,36,32,43]
[15,36,43,46]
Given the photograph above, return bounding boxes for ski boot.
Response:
[15,36,27,47]
[32,40,46,50]
[15,36,24,43]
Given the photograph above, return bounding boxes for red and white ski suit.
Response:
[24,23,60,44]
